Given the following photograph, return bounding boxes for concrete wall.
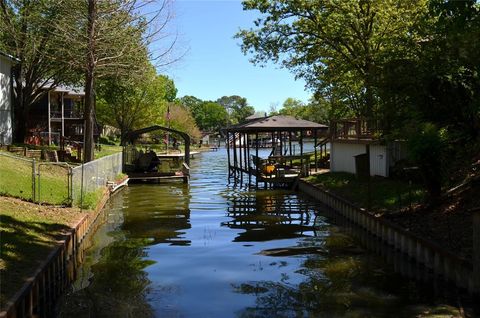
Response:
[298,180,476,294]
[0,55,13,145]
[330,142,388,177]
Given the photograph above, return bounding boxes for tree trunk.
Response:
[84,0,96,162]
[12,64,26,143]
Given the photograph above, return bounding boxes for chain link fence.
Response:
[0,152,36,201]
[0,151,123,207]
[72,153,123,208]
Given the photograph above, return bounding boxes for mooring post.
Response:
[473,207,480,296]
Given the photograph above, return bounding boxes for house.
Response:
[25,84,88,145]
[0,51,18,145]
[329,119,407,177]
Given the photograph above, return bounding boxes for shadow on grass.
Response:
[0,215,71,308]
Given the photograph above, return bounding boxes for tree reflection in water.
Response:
[57,184,191,317]
[227,191,462,318]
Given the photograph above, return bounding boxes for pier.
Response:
[222,115,329,188]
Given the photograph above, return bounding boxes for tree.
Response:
[236,0,428,121]
[278,98,305,118]
[377,0,480,200]
[196,101,228,132]
[178,96,228,131]
[96,68,176,144]
[216,95,254,125]
[178,95,203,119]
[167,103,201,140]
[0,0,78,142]
[53,0,177,161]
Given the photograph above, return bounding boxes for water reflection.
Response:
[57,190,155,317]
[121,184,191,246]
[223,190,321,242]
[56,149,468,317]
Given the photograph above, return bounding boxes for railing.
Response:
[330,118,380,141]
[50,110,84,119]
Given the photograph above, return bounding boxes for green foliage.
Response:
[0,0,82,142]
[179,96,228,131]
[98,136,116,145]
[167,103,202,140]
[216,95,255,125]
[407,123,446,201]
[96,67,175,143]
[237,0,429,120]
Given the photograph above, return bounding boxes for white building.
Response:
[0,51,17,145]
[329,119,407,177]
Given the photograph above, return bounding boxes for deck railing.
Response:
[330,118,381,141]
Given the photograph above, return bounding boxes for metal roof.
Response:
[223,115,328,132]
[245,111,267,121]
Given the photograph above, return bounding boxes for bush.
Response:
[98,136,116,145]
[408,123,446,201]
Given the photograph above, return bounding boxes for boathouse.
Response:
[123,125,191,183]
[329,119,407,177]
[222,115,328,188]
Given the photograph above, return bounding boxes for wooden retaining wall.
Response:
[298,180,477,294]
[0,189,112,318]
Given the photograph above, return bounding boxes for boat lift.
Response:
[122,125,191,183]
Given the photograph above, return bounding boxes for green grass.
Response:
[94,144,123,159]
[0,197,87,308]
[75,189,104,210]
[0,154,34,200]
[0,153,71,205]
[304,172,425,212]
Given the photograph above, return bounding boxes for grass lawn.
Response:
[304,172,425,212]
[94,144,122,159]
[0,196,87,308]
[0,152,71,205]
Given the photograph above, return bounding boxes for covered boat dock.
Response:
[222,115,329,189]
[123,125,191,183]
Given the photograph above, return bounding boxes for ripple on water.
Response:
[56,149,469,318]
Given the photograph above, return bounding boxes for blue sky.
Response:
[163,0,311,113]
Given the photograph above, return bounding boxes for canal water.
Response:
[57,149,463,317]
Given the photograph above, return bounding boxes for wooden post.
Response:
[255,132,259,189]
[474,208,480,295]
[61,92,65,138]
[246,133,251,187]
[289,131,292,156]
[47,91,51,145]
[233,132,238,181]
[226,131,231,179]
[314,129,318,172]
[239,132,243,182]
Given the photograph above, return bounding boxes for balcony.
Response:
[330,118,381,142]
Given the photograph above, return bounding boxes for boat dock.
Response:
[222,115,329,189]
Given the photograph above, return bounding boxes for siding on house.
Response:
[0,54,13,145]
[330,142,389,177]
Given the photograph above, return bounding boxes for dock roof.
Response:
[223,115,328,133]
